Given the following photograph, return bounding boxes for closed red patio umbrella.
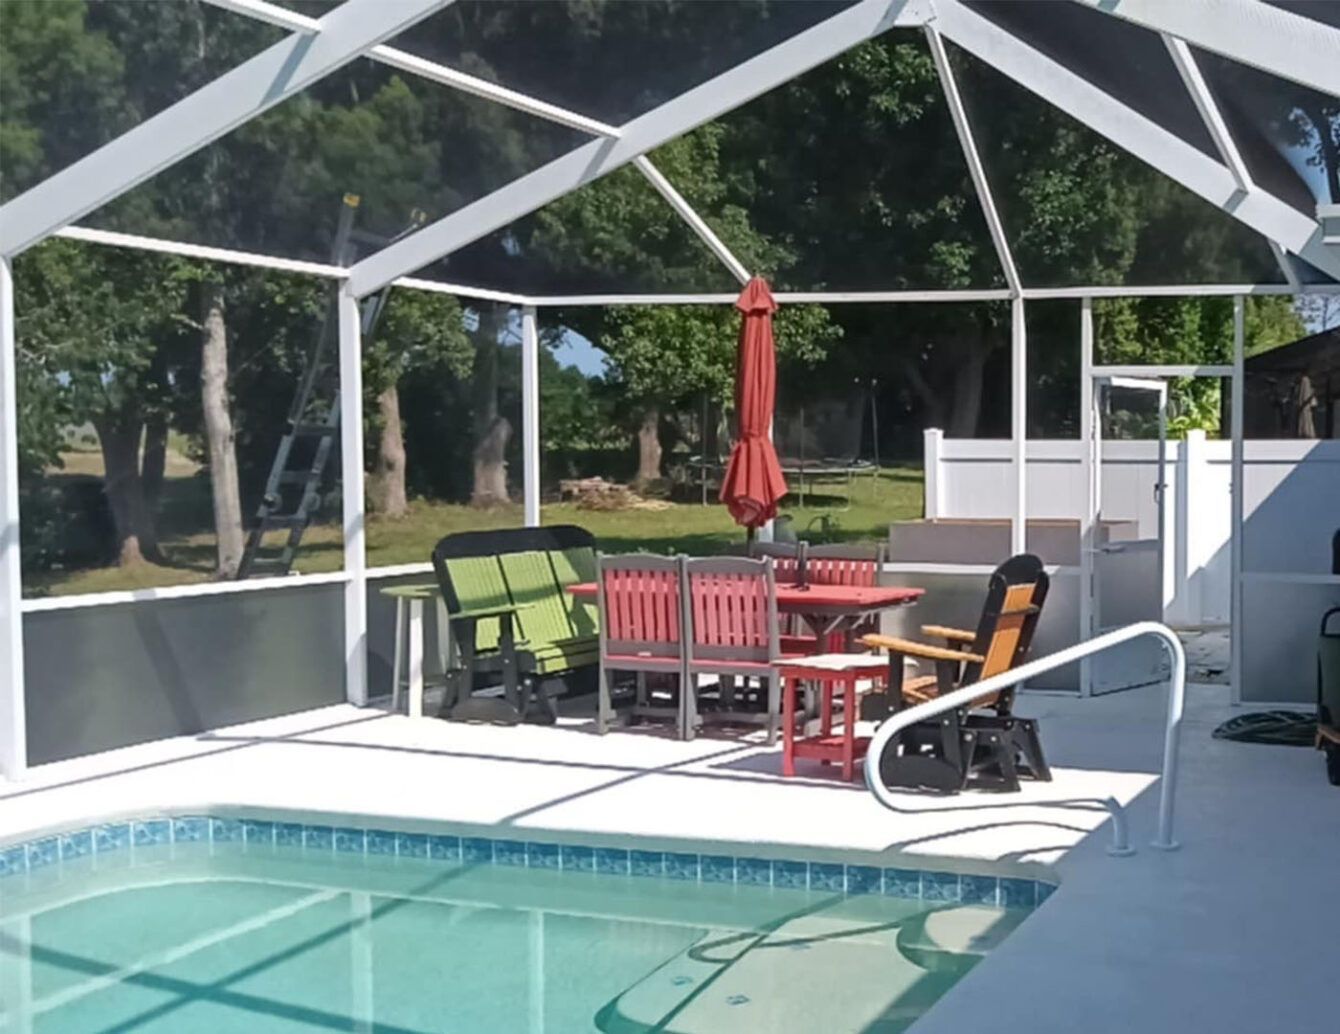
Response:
[719,276,787,529]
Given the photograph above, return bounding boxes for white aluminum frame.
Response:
[20,570,352,614]
[338,286,368,706]
[1162,35,1300,288]
[934,0,1340,282]
[204,0,624,140]
[0,257,25,778]
[0,0,453,258]
[345,0,931,298]
[1230,297,1246,704]
[55,226,529,306]
[521,305,541,527]
[2,0,1338,776]
[1079,297,1096,697]
[1089,374,1170,654]
[925,24,1021,295]
[1011,296,1028,554]
[633,157,751,285]
[1074,0,1340,97]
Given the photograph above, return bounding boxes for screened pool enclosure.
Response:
[1,0,1338,777]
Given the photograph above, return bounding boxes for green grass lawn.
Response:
[26,465,923,597]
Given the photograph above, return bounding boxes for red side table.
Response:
[779,653,892,782]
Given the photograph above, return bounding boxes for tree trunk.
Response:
[471,417,512,507]
[470,314,511,507]
[635,405,663,486]
[371,384,409,518]
[94,416,158,566]
[200,281,245,577]
[947,343,988,438]
[141,413,168,516]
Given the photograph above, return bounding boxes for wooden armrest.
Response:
[860,633,985,664]
[921,624,977,645]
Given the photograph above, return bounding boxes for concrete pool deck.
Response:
[1,682,1335,1032]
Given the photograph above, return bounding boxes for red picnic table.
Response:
[566,580,923,644]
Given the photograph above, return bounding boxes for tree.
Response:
[1096,295,1304,435]
[598,304,839,483]
[14,239,192,565]
[60,1,288,576]
[363,290,472,517]
[521,126,838,481]
[0,0,129,203]
[468,306,515,507]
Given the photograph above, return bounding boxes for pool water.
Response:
[1,840,1028,1033]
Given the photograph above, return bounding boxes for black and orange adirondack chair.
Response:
[861,554,1051,792]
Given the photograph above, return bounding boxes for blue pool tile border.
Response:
[0,814,1057,909]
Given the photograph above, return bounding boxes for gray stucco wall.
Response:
[23,582,345,765]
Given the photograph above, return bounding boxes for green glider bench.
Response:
[431,525,598,725]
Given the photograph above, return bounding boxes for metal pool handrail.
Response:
[863,620,1187,854]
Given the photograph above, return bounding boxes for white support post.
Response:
[922,428,944,519]
[1079,297,1095,695]
[338,286,368,706]
[1178,429,1205,626]
[0,0,451,257]
[521,306,541,527]
[1011,295,1027,556]
[1230,296,1245,704]
[0,256,26,779]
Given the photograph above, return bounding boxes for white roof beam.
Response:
[0,0,453,258]
[346,0,934,298]
[633,157,750,284]
[370,48,621,139]
[934,0,1340,282]
[1070,0,1340,97]
[204,0,622,139]
[53,225,529,305]
[924,24,1021,296]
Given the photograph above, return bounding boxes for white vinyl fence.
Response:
[924,429,1340,704]
[924,429,1232,625]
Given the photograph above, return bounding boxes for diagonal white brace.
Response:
[634,157,751,284]
[1163,34,1298,287]
[204,0,622,138]
[347,0,933,298]
[924,24,1021,295]
[935,0,1340,282]
[0,0,453,258]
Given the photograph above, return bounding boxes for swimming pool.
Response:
[0,816,1052,1033]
